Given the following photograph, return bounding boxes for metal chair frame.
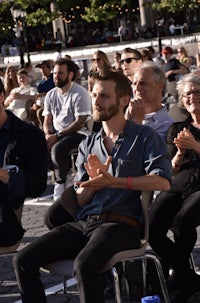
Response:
[42,191,171,302]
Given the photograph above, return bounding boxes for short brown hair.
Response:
[94,71,132,99]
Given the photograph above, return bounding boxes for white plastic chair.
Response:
[42,191,170,302]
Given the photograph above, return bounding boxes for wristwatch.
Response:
[56,131,63,140]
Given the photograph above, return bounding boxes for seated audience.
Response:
[149,73,200,303]
[29,60,55,128]
[13,71,171,303]
[120,47,143,84]
[162,46,188,100]
[176,46,190,69]
[141,48,153,61]
[42,58,92,201]
[4,65,18,98]
[4,69,37,121]
[112,52,123,73]
[88,50,113,93]
[0,79,48,252]
[195,41,200,69]
[125,61,174,142]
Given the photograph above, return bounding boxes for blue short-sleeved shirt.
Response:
[143,106,174,142]
[75,120,172,223]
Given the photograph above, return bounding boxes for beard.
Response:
[55,77,69,88]
[93,103,119,122]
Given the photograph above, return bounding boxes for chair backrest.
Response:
[101,191,154,273]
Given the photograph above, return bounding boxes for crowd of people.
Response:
[1,43,200,303]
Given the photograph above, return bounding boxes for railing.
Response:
[2,32,200,66]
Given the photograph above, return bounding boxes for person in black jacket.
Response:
[149,73,200,303]
[0,79,48,250]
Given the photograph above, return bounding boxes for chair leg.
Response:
[112,266,121,303]
[63,275,67,294]
[142,258,148,296]
[189,253,196,271]
[146,254,170,303]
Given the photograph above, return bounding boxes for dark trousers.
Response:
[50,133,85,183]
[13,219,141,303]
[44,198,74,229]
[149,190,200,278]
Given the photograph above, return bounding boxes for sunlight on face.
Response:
[92,80,119,122]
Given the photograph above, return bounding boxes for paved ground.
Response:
[1,176,200,303]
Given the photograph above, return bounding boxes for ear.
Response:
[120,95,130,110]
[68,71,74,81]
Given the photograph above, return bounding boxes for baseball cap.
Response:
[161,46,173,54]
[36,60,51,69]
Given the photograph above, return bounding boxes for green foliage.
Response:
[27,9,56,26]
[82,0,131,22]
[0,0,199,31]
[151,0,200,13]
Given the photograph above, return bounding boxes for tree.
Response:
[153,0,200,12]
[82,0,131,23]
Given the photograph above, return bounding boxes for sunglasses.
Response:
[120,58,139,64]
[92,58,101,62]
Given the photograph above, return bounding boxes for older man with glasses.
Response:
[120,47,143,84]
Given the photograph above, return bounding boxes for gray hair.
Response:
[177,73,200,108]
[134,61,167,93]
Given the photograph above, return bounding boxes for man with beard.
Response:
[42,58,92,201]
[14,71,172,303]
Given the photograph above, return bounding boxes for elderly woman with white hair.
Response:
[149,73,200,303]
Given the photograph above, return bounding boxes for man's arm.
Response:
[77,170,170,192]
[43,114,54,136]
[59,115,88,137]
[43,114,89,150]
[76,170,170,207]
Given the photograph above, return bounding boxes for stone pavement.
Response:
[1,180,200,303]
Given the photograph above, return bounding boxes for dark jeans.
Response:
[44,198,74,229]
[50,133,85,183]
[13,219,141,303]
[149,190,200,278]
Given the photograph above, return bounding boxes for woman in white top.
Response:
[4,68,37,121]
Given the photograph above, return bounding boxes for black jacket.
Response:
[1,111,48,209]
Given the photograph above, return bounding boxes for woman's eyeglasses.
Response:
[182,90,200,98]
[120,58,139,64]
[92,58,101,62]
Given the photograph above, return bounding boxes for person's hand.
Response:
[31,103,38,111]
[84,154,112,178]
[174,127,195,151]
[125,97,145,124]
[0,168,9,184]
[76,169,115,190]
[46,134,57,150]
[12,92,22,99]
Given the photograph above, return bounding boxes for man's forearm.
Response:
[59,116,88,137]
[76,186,96,207]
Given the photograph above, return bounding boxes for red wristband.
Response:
[126,176,132,190]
